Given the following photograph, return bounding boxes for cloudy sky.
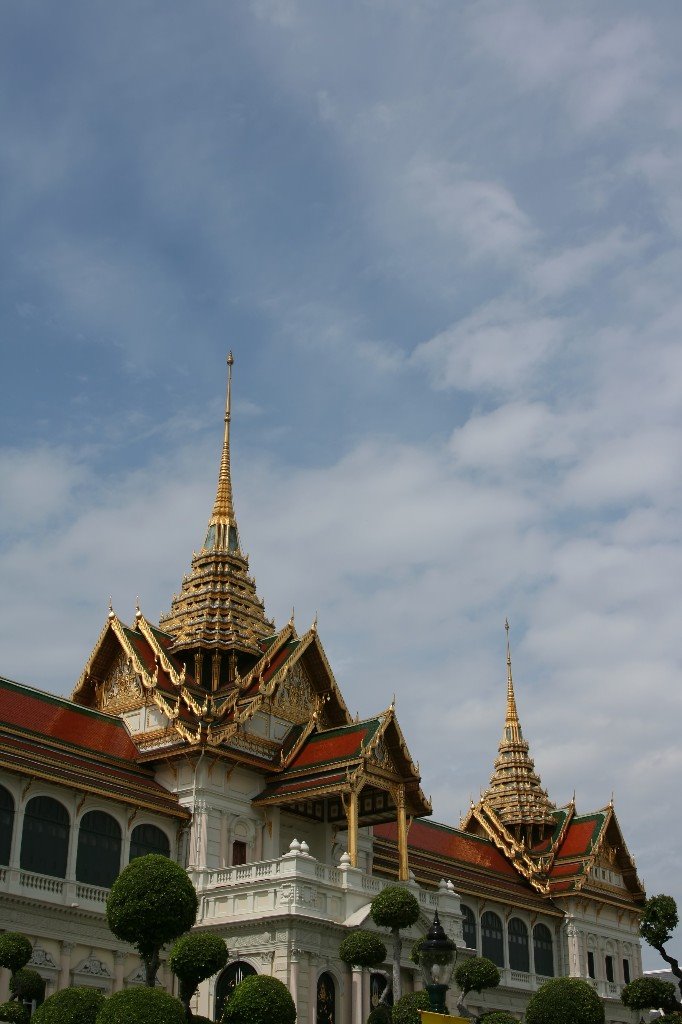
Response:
[2,1,681,965]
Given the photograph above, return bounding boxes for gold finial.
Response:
[390,693,396,710]
[312,611,318,632]
[505,618,520,726]
[205,352,240,553]
[108,597,115,620]
[289,606,295,627]
[135,598,142,621]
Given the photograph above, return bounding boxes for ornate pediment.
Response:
[270,660,317,726]
[100,651,143,713]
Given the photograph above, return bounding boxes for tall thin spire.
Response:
[204,352,240,554]
[481,620,555,832]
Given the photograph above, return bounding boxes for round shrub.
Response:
[222,974,296,1024]
[0,1002,30,1024]
[390,990,429,1024]
[339,931,387,969]
[526,977,604,1024]
[169,932,228,1008]
[367,1005,392,1024]
[409,939,423,966]
[479,1013,518,1024]
[622,976,679,1013]
[454,957,500,995]
[106,854,198,974]
[32,986,106,1024]
[0,934,32,974]
[95,987,186,1024]
[371,888,420,932]
[10,968,46,1002]
[191,1018,214,1024]
[659,1015,682,1024]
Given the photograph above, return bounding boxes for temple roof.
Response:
[0,675,189,819]
[158,354,274,657]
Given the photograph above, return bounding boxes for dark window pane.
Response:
[215,961,257,1021]
[533,924,554,977]
[605,955,614,982]
[0,785,14,866]
[587,951,595,979]
[481,911,504,968]
[232,841,247,866]
[508,918,529,972]
[461,905,477,950]
[76,811,122,888]
[370,973,392,1009]
[317,971,335,1024]
[21,797,69,878]
[623,959,630,984]
[129,824,170,860]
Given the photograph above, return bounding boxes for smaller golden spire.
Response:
[505,619,521,738]
[204,352,240,554]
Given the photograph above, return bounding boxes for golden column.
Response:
[396,784,409,881]
[346,789,359,867]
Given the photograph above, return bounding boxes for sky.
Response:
[1,1,681,968]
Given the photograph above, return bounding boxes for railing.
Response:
[20,871,64,895]
[76,882,109,903]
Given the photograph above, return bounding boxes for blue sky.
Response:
[2,1,682,965]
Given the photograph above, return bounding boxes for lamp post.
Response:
[419,910,457,1015]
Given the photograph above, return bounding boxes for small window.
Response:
[605,955,614,983]
[623,959,630,985]
[587,951,595,979]
[533,924,554,978]
[461,905,477,950]
[317,971,336,1024]
[232,841,247,866]
[76,811,122,888]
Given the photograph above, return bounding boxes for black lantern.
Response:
[419,910,457,1014]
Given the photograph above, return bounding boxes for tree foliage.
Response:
[479,1013,518,1024]
[0,1002,29,1024]
[621,976,680,1013]
[95,988,186,1024]
[371,888,420,931]
[221,974,296,1024]
[390,991,430,1024]
[168,933,228,1016]
[0,935,32,975]
[32,986,106,1024]
[525,977,604,1024]
[9,969,45,1003]
[409,939,423,967]
[454,957,500,995]
[641,895,679,949]
[367,1005,392,1024]
[105,854,198,986]
[339,931,387,969]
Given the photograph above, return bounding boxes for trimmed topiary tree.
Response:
[105,854,198,986]
[0,1002,30,1024]
[453,957,500,1018]
[479,1013,518,1024]
[168,933,229,1020]
[95,987,186,1024]
[390,990,430,1024]
[370,887,420,1003]
[9,969,45,1005]
[525,977,604,1024]
[221,974,296,1024]
[622,976,681,1015]
[339,931,387,970]
[0,936,32,977]
[32,986,106,1024]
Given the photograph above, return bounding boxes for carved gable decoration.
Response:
[370,736,398,775]
[271,660,316,726]
[101,651,143,713]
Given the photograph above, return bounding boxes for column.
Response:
[59,942,73,991]
[113,951,126,992]
[396,785,409,882]
[290,949,300,1009]
[0,968,10,1002]
[347,791,359,869]
[351,966,363,1024]
[361,967,370,1022]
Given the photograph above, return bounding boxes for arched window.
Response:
[317,972,336,1024]
[461,905,477,950]
[481,911,504,967]
[0,785,14,866]
[533,924,554,977]
[76,811,122,888]
[21,796,69,878]
[215,961,257,1021]
[508,917,529,972]
[129,824,170,860]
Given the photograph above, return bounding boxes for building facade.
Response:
[0,359,644,1022]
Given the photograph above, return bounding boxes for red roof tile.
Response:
[375,820,518,877]
[555,817,602,858]
[288,724,370,769]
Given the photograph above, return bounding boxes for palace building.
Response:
[0,357,645,1022]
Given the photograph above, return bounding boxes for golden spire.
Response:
[204,352,240,554]
[481,620,555,831]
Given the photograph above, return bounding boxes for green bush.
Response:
[371,888,420,931]
[169,933,228,1012]
[221,974,296,1024]
[479,1013,518,1024]
[659,1015,682,1024]
[10,968,46,1003]
[106,854,198,985]
[32,986,106,1024]
[0,934,32,974]
[390,991,430,1024]
[526,977,604,1024]
[409,939,423,967]
[641,894,679,948]
[622,976,679,1013]
[454,957,500,995]
[190,1017,214,1024]
[95,987,186,1024]
[0,1002,30,1024]
[339,931,387,969]
[367,1005,392,1024]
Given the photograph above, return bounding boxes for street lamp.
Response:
[420,910,457,1014]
